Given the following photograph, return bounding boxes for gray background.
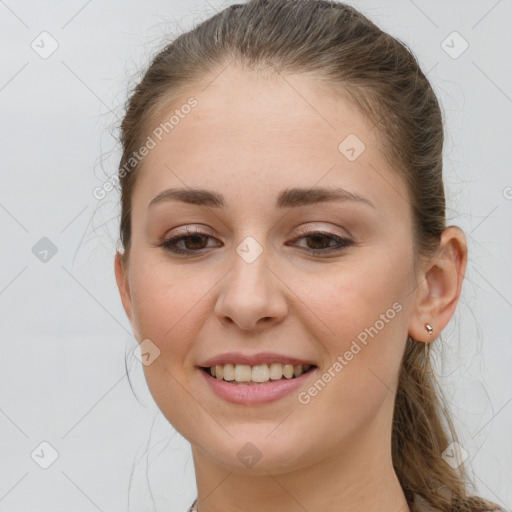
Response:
[0,0,511,511]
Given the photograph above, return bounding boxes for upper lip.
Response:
[199,352,316,368]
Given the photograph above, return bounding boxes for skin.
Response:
[114,65,467,512]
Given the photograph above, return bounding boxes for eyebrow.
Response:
[148,186,375,209]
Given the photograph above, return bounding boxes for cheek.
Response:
[127,255,215,434]
[293,274,407,443]
[297,250,411,389]
[300,251,410,334]
[128,253,214,356]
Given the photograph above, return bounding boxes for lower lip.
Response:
[198,367,316,405]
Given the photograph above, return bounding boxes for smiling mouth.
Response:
[201,363,317,385]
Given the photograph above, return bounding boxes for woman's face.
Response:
[115,66,424,473]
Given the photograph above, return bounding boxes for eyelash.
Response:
[159,227,354,256]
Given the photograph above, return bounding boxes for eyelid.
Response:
[293,223,350,239]
[164,225,215,238]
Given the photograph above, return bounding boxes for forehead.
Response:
[132,65,410,216]
[170,66,373,151]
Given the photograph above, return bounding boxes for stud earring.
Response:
[424,322,433,336]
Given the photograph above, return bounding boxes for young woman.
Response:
[113,1,508,511]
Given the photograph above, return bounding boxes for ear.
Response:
[408,226,468,343]
[114,250,140,341]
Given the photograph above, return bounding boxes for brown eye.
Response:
[159,229,353,256]
[305,233,333,250]
[289,231,354,255]
[160,228,220,255]
[180,234,209,250]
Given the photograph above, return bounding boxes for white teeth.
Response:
[223,363,235,381]
[252,364,269,383]
[208,363,313,384]
[234,364,252,382]
[268,363,283,380]
[283,364,294,379]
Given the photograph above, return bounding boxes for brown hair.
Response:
[117,1,502,510]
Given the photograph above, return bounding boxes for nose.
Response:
[214,246,288,331]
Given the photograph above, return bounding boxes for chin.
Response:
[196,427,318,475]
